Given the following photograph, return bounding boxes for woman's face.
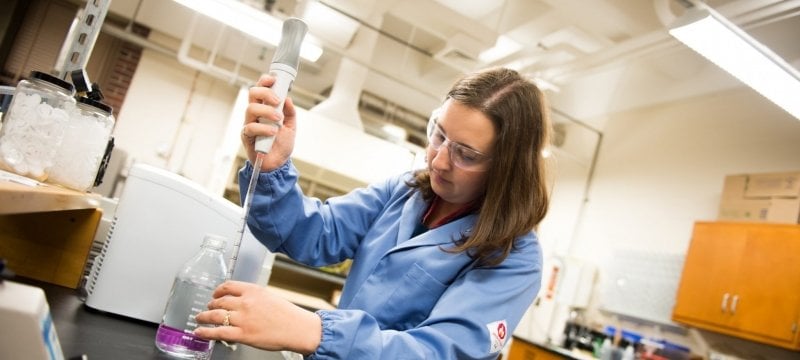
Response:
[427,99,496,205]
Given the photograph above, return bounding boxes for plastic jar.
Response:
[0,85,14,124]
[0,71,76,181]
[47,97,115,191]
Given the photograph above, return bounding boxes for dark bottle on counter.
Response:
[155,234,228,359]
[562,321,580,349]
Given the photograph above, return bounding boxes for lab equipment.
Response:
[599,337,614,360]
[0,71,76,181]
[621,345,635,360]
[84,163,273,323]
[155,234,228,359]
[254,17,308,155]
[229,17,308,279]
[0,279,65,360]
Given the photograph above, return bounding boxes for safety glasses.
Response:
[427,109,492,172]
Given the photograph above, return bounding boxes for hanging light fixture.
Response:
[668,5,800,120]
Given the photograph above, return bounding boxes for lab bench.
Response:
[13,277,285,360]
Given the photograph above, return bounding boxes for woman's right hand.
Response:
[241,74,298,172]
[194,281,322,355]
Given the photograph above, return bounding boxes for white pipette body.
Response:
[227,18,308,279]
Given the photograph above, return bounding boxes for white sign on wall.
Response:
[598,249,685,325]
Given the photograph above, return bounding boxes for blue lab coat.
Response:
[240,160,543,359]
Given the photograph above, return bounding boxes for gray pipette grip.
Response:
[255,18,308,154]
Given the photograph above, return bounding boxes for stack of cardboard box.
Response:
[717,171,800,224]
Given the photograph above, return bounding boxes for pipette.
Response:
[227,18,309,279]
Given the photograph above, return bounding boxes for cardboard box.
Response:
[718,171,800,224]
[721,174,748,200]
[718,198,800,224]
[743,172,800,198]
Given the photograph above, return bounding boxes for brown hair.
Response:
[410,67,551,267]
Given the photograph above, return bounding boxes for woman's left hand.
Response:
[194,281,322,355]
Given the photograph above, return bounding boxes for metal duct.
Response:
[309,57,367,131]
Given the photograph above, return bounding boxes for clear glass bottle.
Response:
[47,97,115,191]
[0,71,76,181]
[155,234,229,359]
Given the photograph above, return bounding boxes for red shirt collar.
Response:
[422,196,480,229]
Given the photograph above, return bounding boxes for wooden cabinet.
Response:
[672,221,800,350]
[505,336,592,360]
[507,337,572,360]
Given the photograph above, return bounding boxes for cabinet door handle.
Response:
[730,294,739,315]
[721,293,730,313]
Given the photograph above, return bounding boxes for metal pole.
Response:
[54,0,112,85]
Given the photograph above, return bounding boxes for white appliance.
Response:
[85,163,274,323]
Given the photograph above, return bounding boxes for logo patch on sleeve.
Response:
[486,320,508,353]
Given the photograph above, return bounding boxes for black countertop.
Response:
[16,277,284,360]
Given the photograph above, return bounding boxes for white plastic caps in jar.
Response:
[47,97,115,191]
[0,71,76,181]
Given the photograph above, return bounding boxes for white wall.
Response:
[113,48,238,187]
[519,86,800,357]
[572,87,800,266]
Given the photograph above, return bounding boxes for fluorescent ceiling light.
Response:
[669,6,800,120]
[479,36,522,63]
[172,0,323,62]
[381,123,407,143]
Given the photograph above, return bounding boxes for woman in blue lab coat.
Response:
[195,67,551,359]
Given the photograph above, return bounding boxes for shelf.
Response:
[273,254,347,287]
[224,153,366,204]
[268,285,336,311]
[267,255,347,309]
[0,171,103,215]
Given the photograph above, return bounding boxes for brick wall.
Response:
[98,24,150,119]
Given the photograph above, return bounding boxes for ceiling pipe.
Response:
[654,0,678,26]
[538,0,800,83]
[100,15,432,143]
